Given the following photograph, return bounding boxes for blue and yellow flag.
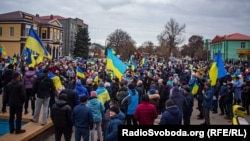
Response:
[23,48,36,67]
[106,48,127,80]
[48,72,63,91]
[76,66,86,79]
[0,44,7,56]
[25,26,52,59]
[96,87,110,105]
[87,59,96,65]
[140,56,147,70]
[191,83,199,95]
[36,54,44,65]
[128,55,137,71]
[209,50,227,86]
[92,75,99,85]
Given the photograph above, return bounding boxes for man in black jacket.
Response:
[60,88,77,109]
[6,72,26,134]
[51,94,72,141]
[31,69,56,125]
[1,64,14,113]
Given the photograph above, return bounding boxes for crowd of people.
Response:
[0,54,250,141]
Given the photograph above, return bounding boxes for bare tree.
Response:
[188,35,204,58]
[157,18,185,59]
[106,29,136,60]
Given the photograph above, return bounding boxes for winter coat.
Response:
[87,97,105,122]
[6,79,26,107]
[202,87,214,109]
[71,103,93,129]
[32,73,56,99]
[104,112,124,141]
[74,80,89,104]
[159,105,182,125]
[133,101,158,125]
[60,89,77,109]
[121,89,139,115]
[22,70,36,89]
[116,86,128,109]
[183,93,194,114]
[51,99,72,128]
[170,87,188,117]
[148,93,160,109]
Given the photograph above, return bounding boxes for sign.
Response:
[237,50,250,54]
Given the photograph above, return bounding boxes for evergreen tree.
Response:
[73,28,91,59]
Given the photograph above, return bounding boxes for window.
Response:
[42,30,46,39]
[25,25,31,36]
[9,27,14,36]
[0,27,2,36]
[241,42,245,48]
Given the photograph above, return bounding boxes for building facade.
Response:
[0,11,63,59]
[210,33,250,61]
[40,15,88,56]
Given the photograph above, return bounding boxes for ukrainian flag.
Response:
[36,54,44,65]
[87,59,96,65]
[76,66,86,79]
[209,50,227,86]
[92,75,99,85]
[25,26,52,59]
[128,55,137,71]
[140,56,147,70]
[106,48,127,80]
[48,72,63,91]
[0,44,7,56]
[96,87,110,105]
[191,83,199,95]
[23,48,36,67]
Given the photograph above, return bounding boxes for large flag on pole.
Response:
[24,26,52,59]
[106,48,127,80]
[209,50,227,86]
[128,55,137,71]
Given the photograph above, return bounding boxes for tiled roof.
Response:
[225,33,250,40]
[0,11,42,22]
[40,15,66,20]
[211,33,250,43]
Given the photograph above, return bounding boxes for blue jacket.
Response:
[121,89,139,115]
[87,97,105,122]
[202,87,214,109]
[104,112,125,141]
[74,80,89,104]
[159,106,182,125]
[71,104,93,129]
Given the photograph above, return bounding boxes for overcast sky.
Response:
[1,0,250,47]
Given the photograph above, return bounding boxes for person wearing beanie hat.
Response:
[72,94,93,141]
[183,86,194,125]
[86,91,105,141]
[169,85,187,124]
[104,104,124,141]
[159,99,182,125]
[51,93,72,141]
[128,83,135,89]
[6,70,26,134]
